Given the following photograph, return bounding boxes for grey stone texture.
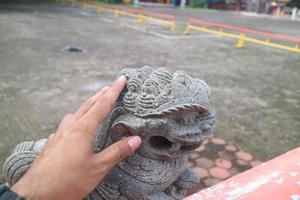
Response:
[4,67,216,199]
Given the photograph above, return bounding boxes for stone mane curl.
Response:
[118,66,211,117]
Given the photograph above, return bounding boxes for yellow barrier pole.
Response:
[114,9,119,17]
[236,32,245,48]
[70,0,75,7]
[138,14,145,23]
[96,5,102,13]
[183,23,191,35]
[170,21,176,31]
[244,37,300,53]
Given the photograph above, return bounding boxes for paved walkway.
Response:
[188,136,261,192]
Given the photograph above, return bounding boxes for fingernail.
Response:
[102,86,109,93]
[128,136,141,150]
[116,75,127,83]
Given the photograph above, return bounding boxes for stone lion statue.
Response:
[3,66,215,200]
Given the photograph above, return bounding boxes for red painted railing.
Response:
[143,10,176,21]
[188,18,300,44]
[185,147,300,200]
[113,5,176,21]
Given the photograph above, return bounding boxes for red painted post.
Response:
[185,147,300,200]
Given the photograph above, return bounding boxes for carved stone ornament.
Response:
[3,66,216,200]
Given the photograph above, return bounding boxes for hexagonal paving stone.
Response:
[195,145,205,153]
[195,157,215,169]
[224,144,237,152]
[189,152,200,159]
[215,158,232,169]
[203,177,222,187]
[218,151,235,161]
[211,137,226,145]
[236,159,251,167]
[235,151,254,162]
[250,160,263,167]
[209,167,230,180]
[228,167,241,176]
[193,167,209,178]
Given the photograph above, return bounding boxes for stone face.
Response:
[3,66,216,200]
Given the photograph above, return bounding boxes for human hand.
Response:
[11,76,141,200]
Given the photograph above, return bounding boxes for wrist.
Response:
[11,178,36,200]
[0,184,25,200]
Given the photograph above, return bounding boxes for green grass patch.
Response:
[186,5,217,13]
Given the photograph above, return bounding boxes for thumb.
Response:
[95,136,141,172]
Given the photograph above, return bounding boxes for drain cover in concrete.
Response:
[62,46,87,53]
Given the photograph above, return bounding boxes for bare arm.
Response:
[11,76,141,200]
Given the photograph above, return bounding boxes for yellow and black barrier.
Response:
[55,0,300,53]
[56,0,176,31]
[184,18,300,53]
[112,6,176,31]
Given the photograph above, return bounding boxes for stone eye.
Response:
[174,116,185,125]
[174,116,192,125]
[174,112,199,125]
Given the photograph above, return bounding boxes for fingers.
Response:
[56,114,77,136]
[74,86,110,119]
[48,133,56,142]
[77,76,127,137]
[46,133,56,147]
[94,136,141,172]
[55,86,111,137]
[86,76,126,122]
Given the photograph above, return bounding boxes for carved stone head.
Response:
[94,66,215,161]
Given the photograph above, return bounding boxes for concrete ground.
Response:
[0,2,299,183]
